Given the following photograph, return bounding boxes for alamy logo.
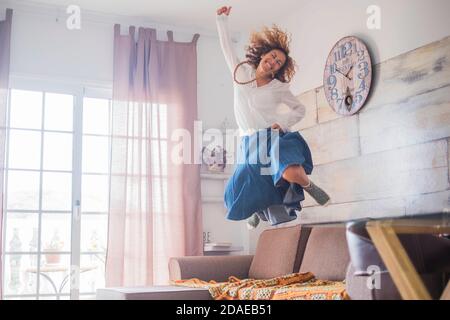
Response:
[366,265,381,289]
[171,121,280,176]
[367,5,381,30]
[66,5,81,30]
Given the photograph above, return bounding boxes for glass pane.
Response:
[83,98,109,135]
[82,135,109,173]
[150,103,167,139]
[151,140,168,176]
[8,129,41,170]
[7,170,40,210]
[126,138,147,175]
[128,103,140,138]
[141,178,148,212]
[80,254,106,294]
[42,172,72,211]
[151,177,168,214]
[159,104,167,139]
[81,174,108,212]
[4,296,38,300]
[38,295,70,300]
[4,212,39,253]
[38,254,71,295]
[125,176,147,211]
[43,132,73,171]
[81,215,107,252]
[41,213,71,252]
[9,90,42,129]
[142,140,147,176]
[44,93,73,131]
[3,254,38,296]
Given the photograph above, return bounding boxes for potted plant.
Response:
[44,231,64,265]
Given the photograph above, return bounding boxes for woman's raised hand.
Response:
[217,6,232,16]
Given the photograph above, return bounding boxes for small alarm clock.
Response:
[201,145,227,173]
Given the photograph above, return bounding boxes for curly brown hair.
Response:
[245,24,297,83]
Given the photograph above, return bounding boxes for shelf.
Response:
[201,173,232,180]
[201,196,224,203]
[203,246,244,252]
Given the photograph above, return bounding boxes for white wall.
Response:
[0,2,247,251]
[0,1,236,130]
[261,0,450,94]
[235,0,450,252]
[8,1,448,254]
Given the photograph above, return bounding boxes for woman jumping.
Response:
[216,6,330,228]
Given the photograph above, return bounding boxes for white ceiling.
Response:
[12,0,305,33]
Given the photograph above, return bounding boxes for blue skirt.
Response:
[224,128,313,222]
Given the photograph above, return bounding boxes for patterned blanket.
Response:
[172,272,349,300]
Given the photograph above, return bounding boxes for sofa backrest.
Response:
[249,224,350,281]
[299,227,350,281]
[248,224,311,279]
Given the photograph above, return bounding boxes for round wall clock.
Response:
[201,145,227,173]
[323,36,372,116]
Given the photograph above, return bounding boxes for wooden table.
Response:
[26,264,97,299]
[301,212,449,300]
[366,217,450,300]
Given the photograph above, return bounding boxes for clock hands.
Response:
[345,66,353,79]
[335,68,347,78]
[336,66,353,80]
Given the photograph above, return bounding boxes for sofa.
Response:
[97,224,449,300]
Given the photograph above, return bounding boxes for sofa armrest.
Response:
[169,255,254,282]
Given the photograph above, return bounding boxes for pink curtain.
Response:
[105,25,203,286]
[0,8,12,299]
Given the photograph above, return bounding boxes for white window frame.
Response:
[2,74,112,300]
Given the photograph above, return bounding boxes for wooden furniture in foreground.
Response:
[366,218,450,300]
[441,281,450,300]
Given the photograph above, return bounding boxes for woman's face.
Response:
[257,49,287,77]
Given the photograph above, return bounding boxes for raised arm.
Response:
[216,7,240,74]
[278,89,306,132]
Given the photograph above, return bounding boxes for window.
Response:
[79,97,111,298]
[2,86,111,300]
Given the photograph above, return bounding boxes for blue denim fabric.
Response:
[224,128,313,223]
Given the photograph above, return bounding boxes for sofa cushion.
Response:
[299,227,350,281]
[96,285,212,300]
[169,255,254,282]
[249,225,310,279]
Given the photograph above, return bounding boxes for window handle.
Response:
[73,200,81,221]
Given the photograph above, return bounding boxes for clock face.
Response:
[323,36,372,116]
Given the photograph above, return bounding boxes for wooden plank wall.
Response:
[290,35,450,224]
